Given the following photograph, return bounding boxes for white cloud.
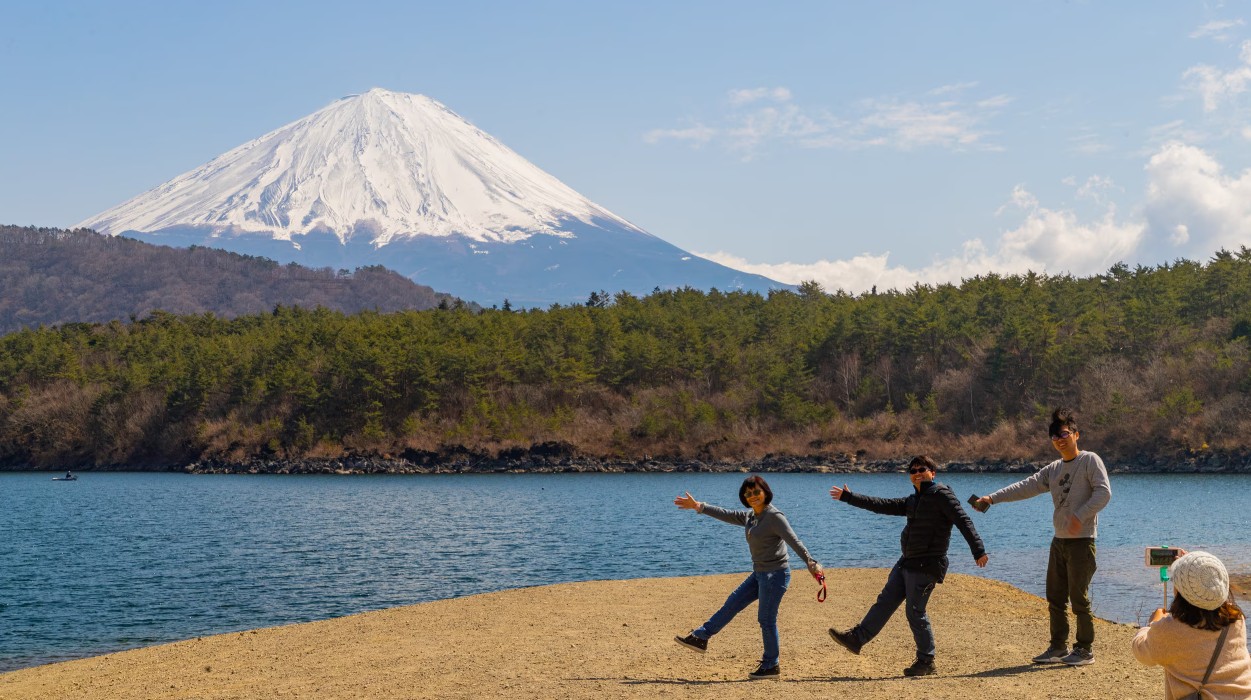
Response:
[699,160,1165,294]
[1183,39,1251,111]
[642,123,715,145]
[1172,224,1191,245]
[994,183,1038,215]
[1145,119,1210,152]
[723,104,830,155]
[1074,175,1120,204]
[976,94,1014,109]
[992,193,1143,274]
[928,81,979,96]
[698,186,1143,294]
[1068,131,1112,155]
[853,98,987,150]
[646,87,1009,155]
[697,250,921,293]
[727,87,793,106]
[1143,140,1251,256]
[703,141,1251,293]
[1190,19,1245,41]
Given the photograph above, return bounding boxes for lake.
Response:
[1,470,1247,671]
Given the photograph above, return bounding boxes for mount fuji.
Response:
[78,89,788,306]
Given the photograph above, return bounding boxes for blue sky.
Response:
[5,1,1251,292]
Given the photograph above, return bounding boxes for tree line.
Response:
[2,247,1251,468]
[0,225,461,335]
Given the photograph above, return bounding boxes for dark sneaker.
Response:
[903,658,936,677]
[828,627,863,655]
[1061,648,1094,666]
[748,663,780,680]
[674,633,707,653]
[1031,646,1069,664]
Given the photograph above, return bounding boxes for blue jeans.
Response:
[853,560,938,661]
[694,569,791,668]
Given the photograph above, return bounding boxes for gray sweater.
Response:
[987,451,1112,538]
[700,503,817,572]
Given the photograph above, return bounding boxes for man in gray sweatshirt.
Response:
[975,407,1111,667]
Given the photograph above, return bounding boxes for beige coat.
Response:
[1132,615,1251,699]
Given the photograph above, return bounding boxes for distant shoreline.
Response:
[5,451,1250,474]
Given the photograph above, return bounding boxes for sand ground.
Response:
[0,569,1168,699]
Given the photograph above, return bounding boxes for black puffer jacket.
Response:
[840,480,985,582]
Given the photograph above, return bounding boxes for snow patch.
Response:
[79,88,645,246]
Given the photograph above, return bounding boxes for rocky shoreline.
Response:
[5,441,1249,475]
[176,443,1251,475]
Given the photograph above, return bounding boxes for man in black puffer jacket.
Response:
[826,455,989,677]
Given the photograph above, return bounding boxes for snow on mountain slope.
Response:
[81,89,646,247]
[78,89,789,305]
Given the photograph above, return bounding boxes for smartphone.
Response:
[1145,547,1181,567]
[967,494,990,513]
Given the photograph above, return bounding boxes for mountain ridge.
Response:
[0,225,463,335]
[78,89,788,305]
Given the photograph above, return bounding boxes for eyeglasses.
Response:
[908,467,932,474]
[1051,430,1075,440]
[743,487,764,496]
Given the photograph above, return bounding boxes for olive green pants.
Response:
[1047,537,1097,650]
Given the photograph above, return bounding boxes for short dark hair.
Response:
[739,475,774,507]
[1049,407,1078,438]
[1169,592,1245,631]
[908,455,938,472]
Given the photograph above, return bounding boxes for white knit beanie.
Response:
[1170,551,1230,611]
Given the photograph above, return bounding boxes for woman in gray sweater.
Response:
[673,475,823,680]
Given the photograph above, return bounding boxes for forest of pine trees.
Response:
[0,225,460,334]
[3,245,1251,468]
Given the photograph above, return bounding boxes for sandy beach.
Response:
[0,569,1170,699]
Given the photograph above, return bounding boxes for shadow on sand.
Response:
[570,663,1069,686]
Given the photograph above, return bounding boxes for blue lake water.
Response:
[1,471,1248,671]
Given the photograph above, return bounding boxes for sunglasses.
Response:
[1051,430,1076,440]
[908,467,932,474]
[743,487,765,495]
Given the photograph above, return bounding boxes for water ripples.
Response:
[1,471,1247,671]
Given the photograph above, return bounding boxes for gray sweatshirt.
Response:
[987,451,1112,538]
[700,503,817,572]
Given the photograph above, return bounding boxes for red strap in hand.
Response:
[816,573,827,603]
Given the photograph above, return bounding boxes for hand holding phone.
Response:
[1145,547,1181,567]
[968,493,990,513]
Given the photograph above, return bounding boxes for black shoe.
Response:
[674,633,707,653]
[828,627,862,655]
[903,658,936,677]
[748,663,780,680]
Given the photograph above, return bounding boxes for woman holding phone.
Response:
[1132,550,1251,699]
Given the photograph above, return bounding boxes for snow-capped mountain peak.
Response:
[81,88,644,246]
[78,89,787,306]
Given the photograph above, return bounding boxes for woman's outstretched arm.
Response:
[676,491,749,526]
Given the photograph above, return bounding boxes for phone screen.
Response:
[1147,548,1179,566]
